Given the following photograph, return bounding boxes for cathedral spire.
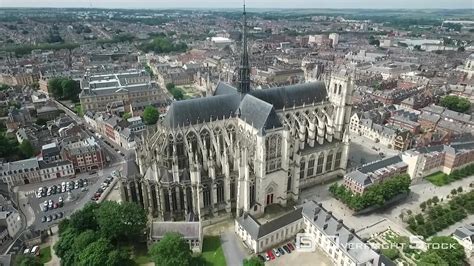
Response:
[237,2,251,94]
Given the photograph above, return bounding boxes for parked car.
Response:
[41,216,47,223]
[277,247,285,255]
[47,215,52,222]
[53,214,57,220]
[58,212,63,219]
[266,250,275,260]
[43,200,48,207]
[59,197,63,203]
[283,245,291,254]
[287,242,295,251]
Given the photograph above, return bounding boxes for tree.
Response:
[106,249,133,266]
[440,95,471,113]
[170,87,184,100]
[149,232,192,266]
[69,202,99,231]
[73,230,98,251]
[48,78,64,98]
[78,238,113,266]
[54,227,79,265]
[422,236,466,266]
[14,255,42,266]
[419,252,448,266]
[243,256,264,266]
[61,79,81,102]
[143,105,160,125]
[95,201,147,241]
[122,112,132,120]
[420,202,427,211]
[19,140,35,158]
[166,83,175,91]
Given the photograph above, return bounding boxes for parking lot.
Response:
[347,134,399,171]
[18,166,121,231]
[262,242,333,266]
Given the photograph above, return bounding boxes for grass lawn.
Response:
[201,236,226,266]
[39,246,52,264]
[425,172,449,186]
[74,103,84,117]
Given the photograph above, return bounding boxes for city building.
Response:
[452,224,474,257]
[79,70,163,113]
[344,156,408,194]
[236,200,392,265]
[0,210,21,239]
[122,8,353,223]
[61,137,106,173]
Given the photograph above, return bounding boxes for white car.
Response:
[273,248,281,257]
[43,200,48,207]
[59,197,63,203]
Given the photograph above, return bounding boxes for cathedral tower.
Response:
[237,4,251,94]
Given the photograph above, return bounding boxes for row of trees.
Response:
[407,190,473,238]
[329,174,411,211]
[47,78,81,102]
[166,83,185,100]
[440,95,471,113]
[54,201,147,266]
[139,36,188,54]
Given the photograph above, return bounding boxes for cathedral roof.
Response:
[237,94,282,133]
[163,94,241,128]
[162,81,327,133]
[249,81,327,110]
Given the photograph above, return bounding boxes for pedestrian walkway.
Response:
[43,226,60,266]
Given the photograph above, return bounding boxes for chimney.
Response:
[337,219,343,230]
[325,211,332,221]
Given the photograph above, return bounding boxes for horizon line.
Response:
[1,7,473,11]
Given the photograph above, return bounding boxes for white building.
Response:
[0,211,21,238]
[236,200,392,265]
[452,224,473,257]
[329,33,339,47]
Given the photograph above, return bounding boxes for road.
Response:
[221,232,248,266]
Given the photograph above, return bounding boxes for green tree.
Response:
[106,249,133,266]
[69,202,99,231]
[14,255,42,266]
[54,227,79,265]
[19,140,35,158]
[418,252,448,266]
[166,83,175,91]
[122,112,132,120]
[61,79,81,102]
[95,201,146,241]
[73,230,98,251]
[423,236,466,266]
[143,105,160,125]
[78,238,113,266]
[48,78,64,99]
[243,256,264,266]
[149,232,192,266]
[170,87,184,100]
[440,95,471,113]
[420,201,427,211]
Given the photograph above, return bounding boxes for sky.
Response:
[0,0,473,9]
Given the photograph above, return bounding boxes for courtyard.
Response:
[265,247,333,266]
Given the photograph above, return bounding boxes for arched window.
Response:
[316,153,324,174]
[266,134,282,173]
[325,151,334,171]
[333,83,338,94]
[307,155,315,177]
[338,84,342,95]
[335,149,343,169]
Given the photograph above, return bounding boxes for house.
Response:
[344,156,408,194]
[452,224,473,257]
[149,222,202,253]
[61,137,105,173]
[0,210,21,239]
